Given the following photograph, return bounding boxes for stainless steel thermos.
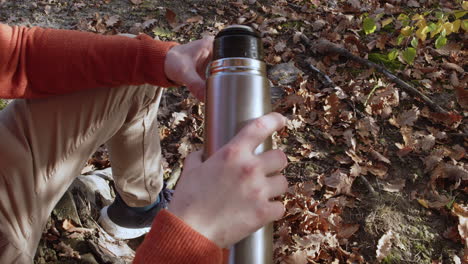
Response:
[203,25,273,264]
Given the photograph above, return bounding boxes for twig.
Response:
[305,62,335,88]
[358,175,377,196]
[300,35,449,114]
[364,78,383,106]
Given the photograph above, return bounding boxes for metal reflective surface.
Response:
[209,57,266,75]
[204,57,273,264]
[232,223,273,264]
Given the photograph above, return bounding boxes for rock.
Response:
[271,86,286,102]
[90,167,113,181]
[268,62,303,85]
[53,191,82,226]
[311,19,326,31]
[71,174,114,207]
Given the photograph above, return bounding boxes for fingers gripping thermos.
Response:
[203,25,273,264]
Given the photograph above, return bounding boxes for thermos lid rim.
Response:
[216,25,260,39]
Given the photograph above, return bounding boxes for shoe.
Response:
[98,186,173,240]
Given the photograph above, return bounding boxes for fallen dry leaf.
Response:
[366,163,388,179]
[443,62,464,73]
[170,111,188,128]
[418,193,451,209]
[293,233,323,251]
[452,203,468,246]
[350,163,362,177]
[165,8,178,28]
[142,19,157,29]
[337,223,360,239]
[407,0,420,7]
[323,170,354,195]
[186,15,203,23]
[390,107,419,128]
[17,0,467,262]
[421,108,463,128]
[420,134,436,152]
[343,129,356,151]
[285,249,308,264]
[324,93,343,125]
[62,219,76,231]
[376,230,395,261]
[105,15,119,27]
[356,117,379,139]
[382,179,406,193]
[455,86,468,109]
[449,145,466,160]
[396,126,414,151]
[177,136,193,159]
[431,163,468,188]
[424,149,445,172]
[348,0,361,9]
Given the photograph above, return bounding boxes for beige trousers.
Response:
[0,84,164,262]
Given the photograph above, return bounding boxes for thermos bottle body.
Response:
[203,26,273,264]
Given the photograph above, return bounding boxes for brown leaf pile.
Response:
[6,0,464,262]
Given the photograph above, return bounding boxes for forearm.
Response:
[0,24,178,99]
[133,210,226,264]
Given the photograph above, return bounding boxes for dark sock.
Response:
[129,195,161,213]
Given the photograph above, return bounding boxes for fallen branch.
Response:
[300,35,449,114]
[448,132,468,138]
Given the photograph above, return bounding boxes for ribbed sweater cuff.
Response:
[134,210,224,264]
[136,34,179,88]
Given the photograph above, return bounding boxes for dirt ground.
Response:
[1,0,467,263]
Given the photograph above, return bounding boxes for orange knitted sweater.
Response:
[0,24,228,263]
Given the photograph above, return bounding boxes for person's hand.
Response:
[167,112,289,248]
[164,36,214,101]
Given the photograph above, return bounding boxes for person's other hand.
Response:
[167,112,289,248]
[164,36,214,101]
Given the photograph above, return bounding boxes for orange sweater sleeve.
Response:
[134,210,228,264]
[0,23,178,99]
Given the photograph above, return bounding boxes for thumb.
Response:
[183,150,203,171]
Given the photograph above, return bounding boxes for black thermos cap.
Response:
[213,25,263,60]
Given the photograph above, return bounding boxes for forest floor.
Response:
[0,0,467,263]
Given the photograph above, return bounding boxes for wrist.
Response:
[164,46,183,87]
[168,205,222,247]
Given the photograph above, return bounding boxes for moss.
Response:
[0,99,8,111]
[414,242,427,253]
[347,67,366,76]
[381,252,402,264]
[279,21,304,30]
